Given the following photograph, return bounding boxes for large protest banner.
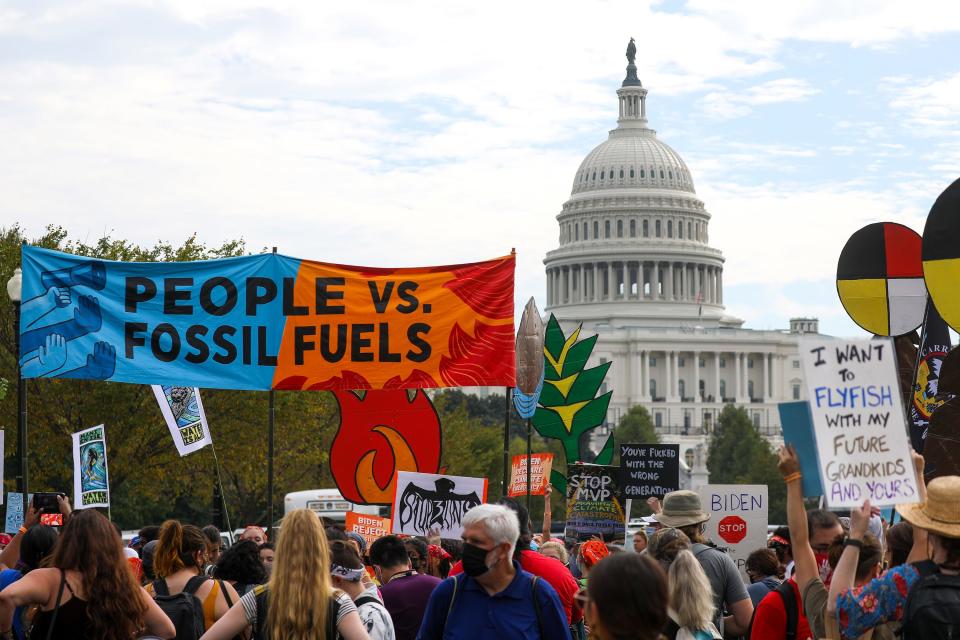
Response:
[72,424,109,509]
[800,337,920,508]
[566,463,625,540]
[698,484,768,580]
[345,512,392,550]
[507,454,553,497]
[18,246,515,391]
[152,386,213,456]
[392,471,486,539]
[619,443,679,500]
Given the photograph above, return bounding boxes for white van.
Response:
[284,489,382,523]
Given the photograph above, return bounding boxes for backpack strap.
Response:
[151,578,170,597]
[441,574,462,633]
[775,581,798,640]
[182,575,209,596]
[901,561,942,637]
[354,595,380,608]
[44,569,68,640]
[531,575,544,639]
[221,580,233,608]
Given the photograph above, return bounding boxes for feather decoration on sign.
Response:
[514,297,545,395]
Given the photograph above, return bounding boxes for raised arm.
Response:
[827,500,870,615]
[779,445,817,588]
[542,484,553,541]
[906,451,929,564]
[0,506,40,570]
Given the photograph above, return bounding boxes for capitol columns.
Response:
[665,262,674,300]
[763,353,771,402]
[641,349,650,401]
[734,352,742,402]
[714,353,721,401]
[607,263,614,301]
[692,350,700,403]
[651,261,660,300]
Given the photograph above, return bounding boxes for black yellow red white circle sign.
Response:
[836,222,926,336]
[922,177,960,333]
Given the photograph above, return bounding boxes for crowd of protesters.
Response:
[0,448,955,639]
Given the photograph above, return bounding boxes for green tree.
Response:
[612,405,659,465]
[707,405,786,523]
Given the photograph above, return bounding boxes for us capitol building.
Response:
[544,41,817,470]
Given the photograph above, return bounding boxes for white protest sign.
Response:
[152,386,213,457]
[800,337,920,508]
[697,484,768,581]
[391,471,487,540]
[72,424,109,509]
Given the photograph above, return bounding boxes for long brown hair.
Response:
[268,509,334,639]
[51,509,147,640]
[153,520,206,578]
[588,553,668,640]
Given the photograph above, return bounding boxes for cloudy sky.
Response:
[2,0,959,337]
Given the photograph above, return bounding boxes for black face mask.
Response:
[461,542,492,577]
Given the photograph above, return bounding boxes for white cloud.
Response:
[890,72,960,134]
[702,78,820,120]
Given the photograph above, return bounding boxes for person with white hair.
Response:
[415,504,571,639]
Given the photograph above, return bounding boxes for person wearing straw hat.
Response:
[654,490,753,636]
[830,466,960,640]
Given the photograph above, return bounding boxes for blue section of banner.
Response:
[778,401,824,496]
[19,245,295,389]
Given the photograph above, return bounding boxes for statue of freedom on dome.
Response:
[626,38,637,64]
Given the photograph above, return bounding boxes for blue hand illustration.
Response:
[60,341,116,380]
[21,295,102,356]
[21,334,68,377]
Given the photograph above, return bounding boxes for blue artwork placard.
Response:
[778,401,824,496]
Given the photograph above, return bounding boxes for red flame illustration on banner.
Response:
[330,389,442,505]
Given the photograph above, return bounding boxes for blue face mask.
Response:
[529,541,540,551]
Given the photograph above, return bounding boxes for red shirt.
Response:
[749,578,813,640]
[449,549,581,624]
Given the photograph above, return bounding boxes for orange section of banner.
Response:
[272,254,515,390]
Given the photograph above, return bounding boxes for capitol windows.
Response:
[617,220,623,237]
[748,380,755,399]
[793,360,800,368]
[667,221,673,237]
[688,222,692,239]
[574,225,579,241]
[630,220,636,237]
[594,221,599,238]
[719,380,727,398]
[679,223,684,239]
[583,222,588,239]
[592,171,596,181]
[678,357,685,367]
[655,220,662,237]
[660,169,665,179]
[630,168,635,178]
[655,411,662,427]
[792,383,801,400]
[719,357,726,368]
[679,380,686,398]
[620,169,624,179]
[600,170,605,180]
[605,220,611,238]
[650,356,657,366]
[748,358,754,369]
[640,168,645,178]
[649,379,657,398]
[642,220,649,237]
[668,170,673,179]
[699,358,705,367]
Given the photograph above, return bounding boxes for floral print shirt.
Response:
[835,563,920,638]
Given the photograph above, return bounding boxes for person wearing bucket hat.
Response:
[654,490,753,636]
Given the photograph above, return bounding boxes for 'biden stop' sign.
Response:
[718,515,747,544]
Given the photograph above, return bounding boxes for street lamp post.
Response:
[6,268,26,507]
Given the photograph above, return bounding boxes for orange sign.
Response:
[344,512,392,549]
[508,453,554,497]
[273,255,516,390]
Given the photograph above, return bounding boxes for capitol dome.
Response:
[544,41,738,328]
[572,129,696,196]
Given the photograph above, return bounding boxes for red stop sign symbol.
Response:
[718,515,747,544]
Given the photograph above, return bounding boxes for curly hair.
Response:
[212,539,266,586]
[51,509,147,640]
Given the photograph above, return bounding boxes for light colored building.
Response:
[543,45,818,469]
